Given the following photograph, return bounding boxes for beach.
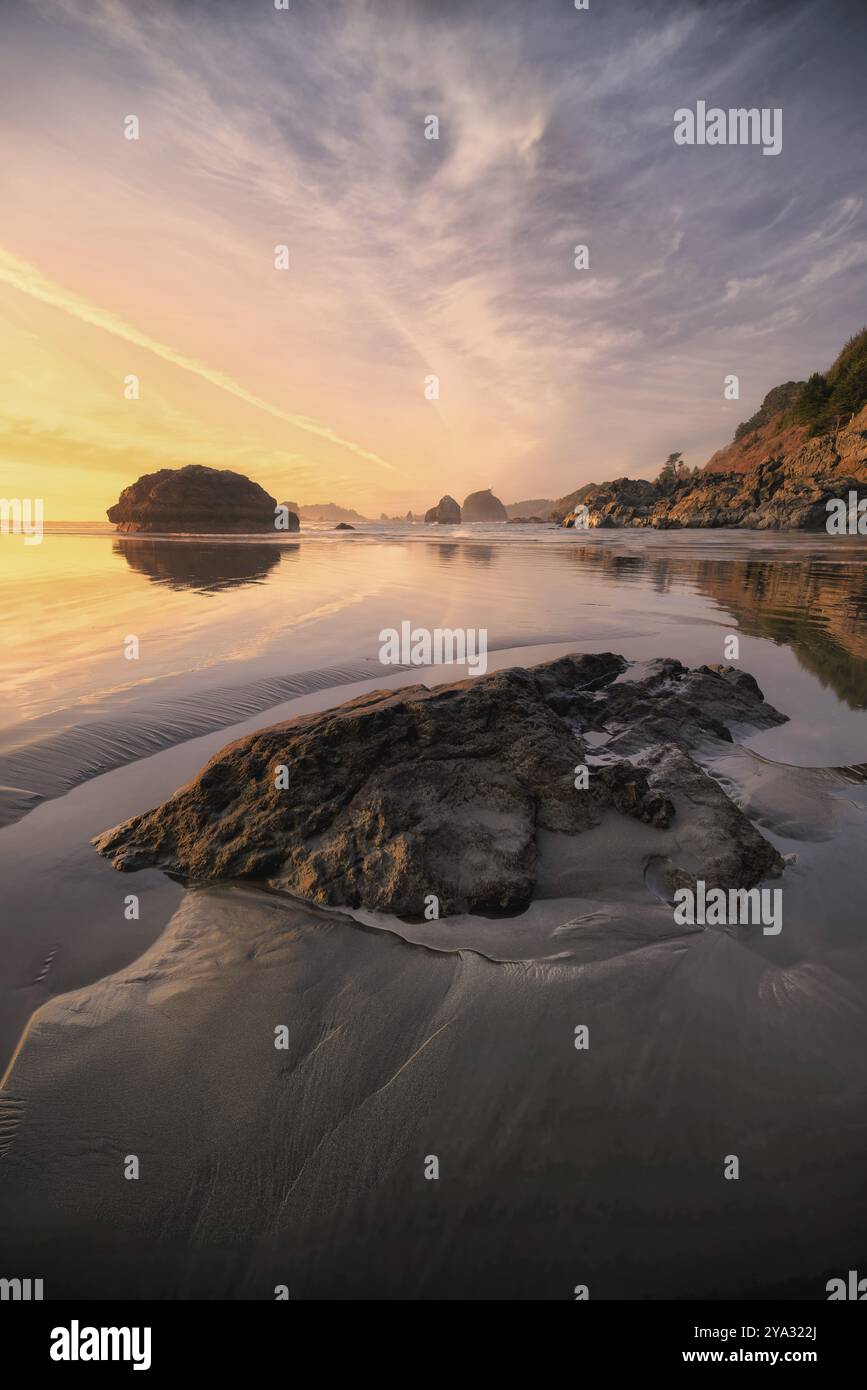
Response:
[1,526,866,1298]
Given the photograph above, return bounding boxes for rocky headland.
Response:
[94,653,786,917]
[562,406,867,530]
[560,329,867,530]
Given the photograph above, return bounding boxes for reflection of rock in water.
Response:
[113,538,292,592]
[464,544,496,567]
[696,556,867,709]
[560,542,867,709]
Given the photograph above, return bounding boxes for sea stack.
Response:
[462,488,507,521]
[107,465,281,534]
[424,495,461,524]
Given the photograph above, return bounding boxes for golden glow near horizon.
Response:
[0,243,408,522]
[0,0,558,523]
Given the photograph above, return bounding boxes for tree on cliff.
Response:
[796,372,832,433]
[657,452,685,493]
[794,328,867,435]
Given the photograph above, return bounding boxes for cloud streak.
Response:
[0,246,397,473]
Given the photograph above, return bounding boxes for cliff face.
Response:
[705,382,807,475]
[704,414,808,476]
[562,407,867,530]
[108,465,279,534]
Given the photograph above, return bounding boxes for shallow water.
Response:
[3,525,867,766]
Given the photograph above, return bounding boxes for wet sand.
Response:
[1,654,867,1297]
[2,533,866,1299]
[3,834,867,1300]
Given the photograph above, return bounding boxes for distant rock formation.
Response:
[424,495,461,524]
[562,477,657,528]
[554,481,600,519]
[561,408,867,530]
[462,488,507,521]
[94,653,785,918]
[506,497,556,520]
[107,466,279,534]
[274,503,301,532]
[299,502,368,524]
[335,522,355,530]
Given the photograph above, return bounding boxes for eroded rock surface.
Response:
[462,488,507,521]
[424,495,462,524]
[94,654,786,917]
[108,465,279,534]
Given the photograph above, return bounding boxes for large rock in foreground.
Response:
[108,465,279,534]
[462,488,507,521]
[94,654,786,917]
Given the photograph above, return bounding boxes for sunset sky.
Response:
[2,0,867,520]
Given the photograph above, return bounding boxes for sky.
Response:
[1,0,866,520]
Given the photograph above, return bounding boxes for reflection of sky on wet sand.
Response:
[1,532,866,766]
